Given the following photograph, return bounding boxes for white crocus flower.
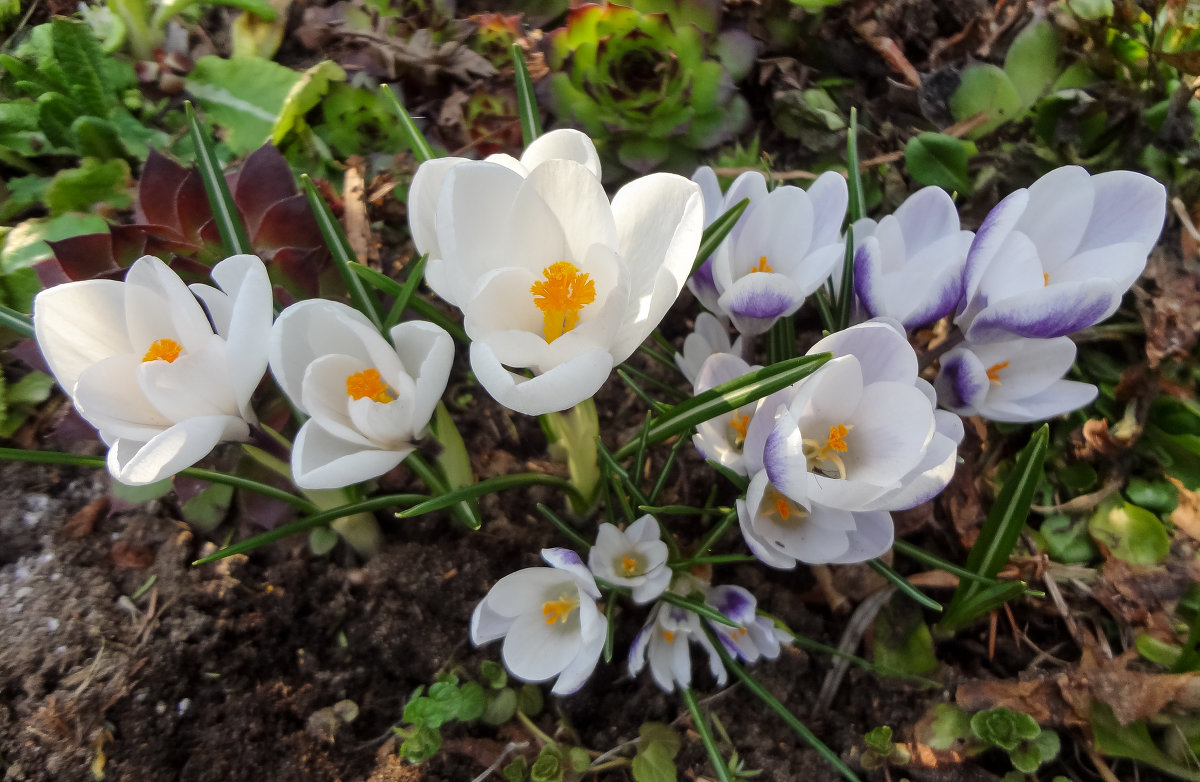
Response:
[956,166,1165,343]
[587,515,670,604]
[674,311,744,385]
[267,300,452,490]
[629,599,726,693]
[408,130,703,416]
[934,335,1097,423]
[691,352,779,477]
[853,186,974,328]
[33,254,270,486]
[708,170,848,336]
[471,548,606,695]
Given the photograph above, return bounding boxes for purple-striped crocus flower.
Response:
[934,335,1097,423]
[853,186,973,329]
[956,166,1165,344]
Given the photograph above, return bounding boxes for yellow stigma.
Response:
[620,556,640,577]
[728,412,750,447]
[752,255,773,273]
[531,261,596,342]
[1043,272,1050,287]
[986,360,1010,386]
[142,338,182,364]
[765,486,807,525]
[346,368,397,404]
[802,423,852,479]
[542,593,579,625]
[662,629,676,643]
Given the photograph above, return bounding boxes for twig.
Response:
[815,587,895,714]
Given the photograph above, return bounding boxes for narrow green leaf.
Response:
[194,492,427,564]
[846,108,866,223]
[616,369,669,413]
[407,297,469,345]
[536,503,592,551]
[835,223,855,331]
[658,592,737,628]
[380,86,433,163]
[613,353,831,460]
[648,432,688,504]
[705,630,863,782]
[681,689,734,782]
[892,539,1032,591]
[405,451,480,530]
[300,174,384,331]
[385,254,428,329]
[691,198,749,276]
[0,304,33,337]
[396,472,583,518]
[185,102,251,255]
[511,43,541,146]
[941,425,1048,630]
[867,560,942,612]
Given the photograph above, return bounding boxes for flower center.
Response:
[662,629,676,643]
[986,361,1010,386]
[728,412,750,448]
[1043,272,1050,287]
[531,261,596,343]
[542,593,579,625]
[619,555,641,577]
[346,368,397,404]
[142,338,183,364]
[752,255,773,274]
[802,424,851,479]
[764,486,808,526]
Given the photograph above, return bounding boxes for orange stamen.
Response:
[542,594,578,625]
[663,630,676,643]
[142,338,182,364]
[346,368,397,404]
[728,413,750,445]
[824,423,850,453]
[531,261,596,342]
[752,256,773,274]
[620,556,639,577]
[986,361,1010,386]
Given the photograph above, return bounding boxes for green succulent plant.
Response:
[546,2,751,175]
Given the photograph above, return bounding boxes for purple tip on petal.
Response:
[692,258,716,292]
[941,354,982,410]
[709,585,756,623]
[763,428,788,488]
[730,288,794,320]
[542,547,584,568]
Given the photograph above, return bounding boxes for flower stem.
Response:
[681,688,734,782]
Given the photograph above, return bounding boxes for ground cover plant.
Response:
[1,1,1200,781]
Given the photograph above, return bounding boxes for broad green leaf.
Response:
[36,92,77,150]
[50,18,111,118]
[1088,498,1170,565]
[949,64,1023,137]
[1091,703,1200,781]
[70,116,126,160]
[185,56,300,154]
[180,481,235,530]
[45,158,132,216]
[271,60,346,144]
[0,214,108,272]
[632,741,676,782]
[638,723,681,758]
[1065,0,1113,20]
[1003,20,1061,109]
[905,132,975,195]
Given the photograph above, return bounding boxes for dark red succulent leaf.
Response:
[272,247,326,298]
[231,145,300,239]
[41,233,122,285]
[253,194,324,254]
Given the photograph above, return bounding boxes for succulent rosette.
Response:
[547,3,750,173]
[956,166,1166,343]
[33,254,271,486]
[267,300,453,489]
[853,186,974,329]
[407,130,703,416]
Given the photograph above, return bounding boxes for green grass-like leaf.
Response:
[185,102,252,256]
[939,424,1049,631]
[380,86,434,163]
[613,353,831,460]
[691,198,749,276]
[511,43,542,146]
[300,174,384,331]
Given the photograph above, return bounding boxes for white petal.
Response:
[470,341,613,416]
[1079,170,1165,256]
[408,156,469,261]
[108,414,247,485]
[524,160,617,265]
[503,611,582,683]
[268,299,379,408]
[34,279,131,394]
[1018,166,1094,267]
[210,254,271,419]
[388,321,453,436]
[123,256,213,355]
[807,171,849,248]
[471,599,513,645]
[290,419,409,490]
[520,129,602,179]
[825,510,894,564]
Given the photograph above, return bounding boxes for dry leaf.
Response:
[1168,476,1200,542]
[62,497,110,539]
[111,541,155,569]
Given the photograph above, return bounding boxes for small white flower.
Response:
[629,598,726,693]
[690,352,777,477]
[408,130,703,415]
[471,548,605,695]
[267,300,452,489]
[674,311,744,385]
[934,335,1097,423]
[34,254,271,485]
[705,584,789,664]
[587,516,670,604]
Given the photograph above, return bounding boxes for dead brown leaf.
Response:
[62,497,110,539]
[1077,418,1133,459]
[1093,556,1200,630]
[850,19,921,88]
[342,156,373,267]
[956,678,1082,727]
[1137,250,1200,367]
[1167,476,1200,542]
[110,541,155,569]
